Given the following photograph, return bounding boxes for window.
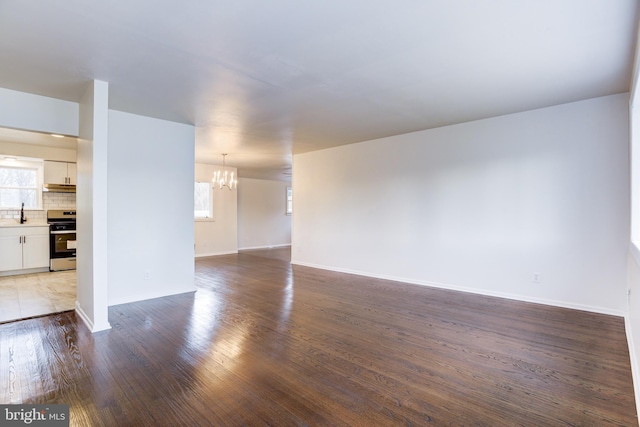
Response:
[629,60,640,264]
[0,158,43,210]
[632,63,640,252]
[194,181,212,219]
[286,186,293,215]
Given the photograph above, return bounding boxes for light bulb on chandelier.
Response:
[213,153,238,190]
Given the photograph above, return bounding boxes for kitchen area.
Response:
[0,128,77,323]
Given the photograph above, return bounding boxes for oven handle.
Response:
[50,230,77,235]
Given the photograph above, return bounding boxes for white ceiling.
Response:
[0,1,637,180]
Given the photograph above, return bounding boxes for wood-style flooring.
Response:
[0,247,636,426]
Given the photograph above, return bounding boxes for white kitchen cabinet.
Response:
[22,232,50,269]
[0,233,23,271]
[67,163,77,185]
[0,227,50,272]
[44,161,76,186]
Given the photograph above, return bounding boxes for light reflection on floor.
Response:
[279,271,294,326]
[186,247,294,380]
[185,288,223,355]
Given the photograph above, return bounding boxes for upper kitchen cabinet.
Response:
[66,163,77,185]
[44,161,76,186]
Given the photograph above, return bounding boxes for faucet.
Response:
[20,202,26,224]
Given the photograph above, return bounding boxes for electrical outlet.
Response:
[144,271,150,280]
[532,272,541,283]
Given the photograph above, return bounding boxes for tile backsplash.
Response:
[0,192,76,220]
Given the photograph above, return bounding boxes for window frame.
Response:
[286,186,293,215]
[194,180,214,221]
[0,157,44,210]
[631,52,640,263]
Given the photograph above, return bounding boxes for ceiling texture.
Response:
[0,1,638,180]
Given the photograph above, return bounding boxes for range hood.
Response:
[43,183,76,193]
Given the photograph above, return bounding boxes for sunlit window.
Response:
[0,159,43,209]
[194,181,213,219]
[630,40,640,249]
[286,186,292,215]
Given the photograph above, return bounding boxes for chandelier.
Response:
[213,153,237,190]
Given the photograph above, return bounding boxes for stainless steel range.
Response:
[47,210,76,271]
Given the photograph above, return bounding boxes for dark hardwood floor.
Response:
[0,247,636,426]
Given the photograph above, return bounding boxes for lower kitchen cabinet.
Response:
[0,227,50,272]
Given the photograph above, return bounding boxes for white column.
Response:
[76,80,110,332]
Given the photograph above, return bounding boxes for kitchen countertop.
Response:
[0,219,49,228]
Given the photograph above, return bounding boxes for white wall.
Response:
[0,87,78,136]
[194,163,238,257]
[108,110,195,305]
[293,94,630,315]
[238,178,291,250]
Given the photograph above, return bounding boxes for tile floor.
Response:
[0,271,76,323]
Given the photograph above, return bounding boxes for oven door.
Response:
[50,230,77,259]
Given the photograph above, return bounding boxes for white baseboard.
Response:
[290,260,626,317]
[75,301,111,333]
[74,302,93,331]
[195,250,238,258]
[239,244,291,251]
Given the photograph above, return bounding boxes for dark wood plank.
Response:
[0,247,636,426]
